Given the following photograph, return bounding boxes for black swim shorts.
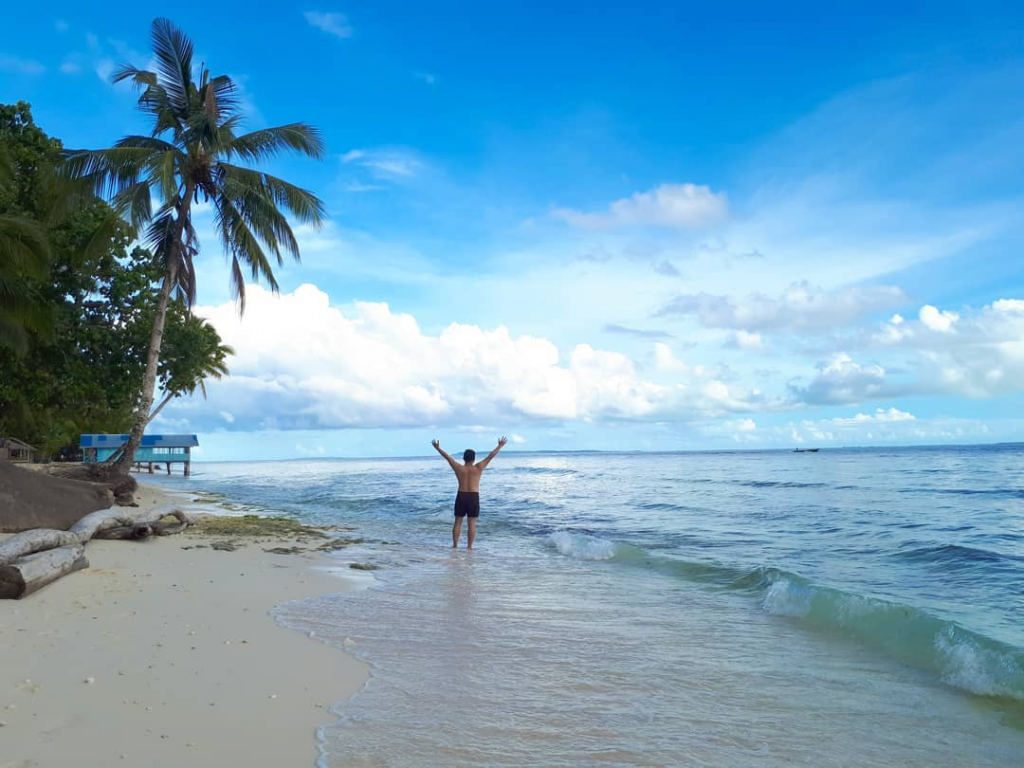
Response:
[454,491,480,518]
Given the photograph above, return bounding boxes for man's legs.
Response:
[467,518,477,549]
[452,516,463,547]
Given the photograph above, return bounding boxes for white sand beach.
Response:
[0,482,368,768]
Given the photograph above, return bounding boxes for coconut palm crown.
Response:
[63,17,326,473]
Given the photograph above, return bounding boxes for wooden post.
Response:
[166,462,171,475]
[185,461,190,477]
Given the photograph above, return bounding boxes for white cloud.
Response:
[304,11,353,39]
[791,353,888,405]
[873,298,1024,397]
[510,434,526,444]
[55,20,69,32]
[776,412,994,446]
[660,281,906,333]
[653,342,689,373]
[830,407,915,426]
[59,61,81,74]
[726,330,764,350]
[919,304,959,332]
[0,55,45,75]
[185,284,774,432]
[414,72,437,86]
[699,417,757,442]
[553,183,727,230]
[342,147,423,180]
[83,34,151,87]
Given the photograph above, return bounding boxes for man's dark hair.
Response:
[463,449,476,463]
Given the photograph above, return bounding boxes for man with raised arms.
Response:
[431,437,508,549]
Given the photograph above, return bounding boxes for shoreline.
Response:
[0,480,369,768]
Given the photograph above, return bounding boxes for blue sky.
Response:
[3,2,1024,459]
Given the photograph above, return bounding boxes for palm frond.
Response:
[226,124,326,162]
[112,181,153,230]
[111,64,158,89]
[61,146,162,202]
[0,214,50,276]
[149,18,194,112]
[114,135,179,153]
[219,163,326,225]
[216,196,282,313]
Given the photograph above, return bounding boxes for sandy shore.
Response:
[0,482,368,768]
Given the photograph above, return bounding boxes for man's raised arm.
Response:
[432,439,460,471]
[475,436,508,471]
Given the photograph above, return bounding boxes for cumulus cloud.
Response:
[790,353,889,405]
[919,304,959,332]
[830,407,914,426]
[659,281,906,333]
[552,183,727,230]
[873,298,1024,397]
[181,285,775,432]
[304,11,353,39]
[777,411,997,446]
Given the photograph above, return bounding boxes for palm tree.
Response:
[63,18,326,474]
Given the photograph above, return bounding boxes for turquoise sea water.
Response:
[151,444,1024,766]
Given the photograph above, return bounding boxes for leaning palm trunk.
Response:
[63,18,325,475]
[112,257,180,473]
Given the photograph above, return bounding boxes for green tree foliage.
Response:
[63,18,325,472]
[0,103,56,352]
[0,102,232,456]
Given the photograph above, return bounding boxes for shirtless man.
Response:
[432,437,508,549]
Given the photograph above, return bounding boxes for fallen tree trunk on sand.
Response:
[0,545,89,599]
[71,505,193,541]
[94,519,191,540]
[0,529,82,566]
[0,506,195,599]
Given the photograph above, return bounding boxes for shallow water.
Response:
[152,445,1024,765]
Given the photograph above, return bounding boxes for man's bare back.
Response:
[432,436,507,549]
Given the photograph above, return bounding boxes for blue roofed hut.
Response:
[79,434,199,476]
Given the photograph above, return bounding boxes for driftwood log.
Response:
[0,505,195,599]
[0,545,88,599]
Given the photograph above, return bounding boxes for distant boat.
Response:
[793,448,820,453]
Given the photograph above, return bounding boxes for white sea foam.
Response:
[760,578,812,617]
[547,530,617,560]
[934,629,1023,700]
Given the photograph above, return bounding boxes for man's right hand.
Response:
[498,436,508,448]
[431,439,441,450]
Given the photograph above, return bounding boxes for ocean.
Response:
[148,444,1024,766]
